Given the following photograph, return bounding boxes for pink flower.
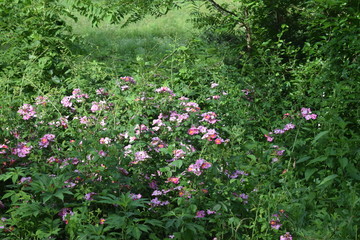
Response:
[188,127,200,135]
[280,232,293,240]
[301,108,317,120]
[132,151,151,164]
[211,82,219,88]
[130,193,142,200]
[84,192,96,200]
[265,134,274,142]
[167,177,180,184]
[35,96,48,105]
[18,104,36,120]
[99,218,106,225]
[214,138,224,144]
[39,134,55,148]
[201,112,218,124]
[212,95,220,100]
[99,137,111,144]
[155,87,176,96]
[270,217,282,230]
[195,210,206,218]
[120,76,136,84]
[12,142,32,158]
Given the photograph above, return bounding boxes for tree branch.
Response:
[206,0,237,17]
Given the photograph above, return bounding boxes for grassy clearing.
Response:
[68,5,198,72]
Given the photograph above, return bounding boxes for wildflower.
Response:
[58,208,74,223]
[195,210,206,218]
[99,137,111,144]
[167,177,180,184]
[0,144,9,154]
[17,104,36,120]
[12,142,32,158]
[149,181,158,189]
[84,192,96,201]
[79,116,89,125]
[201,112,218,124]
[121,85,129,91]
[214,138,224,144]
[99,218,106,225]
[19,177,32,184]
[283,123,295,131]
[35,96,48,105]
[207,210,216,215]
[265,134,274,142]
[39,134,55,148]
[132,151,151,164]
[173,149,186,159]
[274,129,285,134]
[280,232,293,240]
[211,82,219,88]
[301,108,317,120]
[120,76,136,84]
[183,102,200,112]
[212,95,220,100]
[270,217,282,230]
[61,96,74,108]
[155,86,176,96]
[202,129,218,141]
[130,193,142,200]
[152,190,163,196]
[169,235,175,239]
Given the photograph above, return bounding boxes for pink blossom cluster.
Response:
[181,102,200,112]
[17,104,36,120]
[35,96,49,105]
[225,170,249,179]
[84,192,97,201]
[270,214,282,230]
[91,101,109,112]
[195,209,216,218]
[12,142,32,157]
[150,137,167,152]
[201,112,218,124]
[0,144,9,154]
[95,88,108,96]
[61,89,89,109]
[187,159,212,176]
[58,208,74,224]
[280,232,293,240]
[169,111,189,123]
[149,197,170,207]
[99,137,111,144]
[120,76,136,84]
[167,177,180,184]
[265,123,296,142]
[134,124,149,135]
[301,107,317,120]
[130,193,142,200]
[155,86,176,96]
[39,134,55,148]
[131,151,151,164]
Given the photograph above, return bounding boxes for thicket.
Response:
[0,0,359,239]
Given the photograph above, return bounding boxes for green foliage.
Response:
[0,0,359,239]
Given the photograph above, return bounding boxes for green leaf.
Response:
[312,131,329,145]
[318,174,338,187]
[339,158,348,169]
[247,155,256,161]
[307,156,327,166]
[171,160,183,168]
[297,156,311,164]
[305,168,317,180]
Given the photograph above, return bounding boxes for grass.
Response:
[67,4,199,72]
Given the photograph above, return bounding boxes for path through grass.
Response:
[68,5,198,73]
